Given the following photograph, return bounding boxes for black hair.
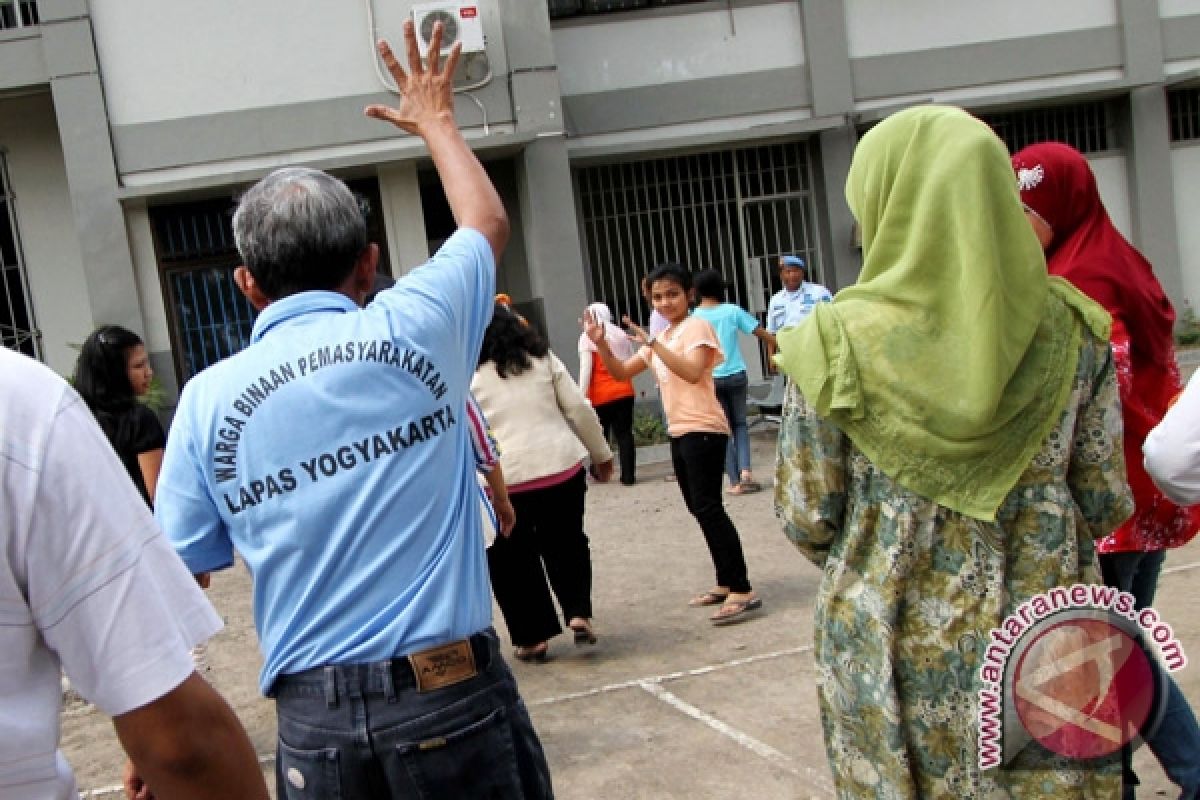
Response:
[692,268,726,301]
[479,302,549,378]
[644,263,691,293]
[73,325,143,413]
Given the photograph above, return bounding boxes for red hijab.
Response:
[1013,142,1195,553]
[1012,142,1175,369]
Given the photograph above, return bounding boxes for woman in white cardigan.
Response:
[472,304,615,662]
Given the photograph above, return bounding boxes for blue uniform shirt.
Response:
[766,281,832,333]
[156,229,495,694]
[691,303,760,378]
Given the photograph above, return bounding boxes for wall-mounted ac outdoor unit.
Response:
[411,2,486,58]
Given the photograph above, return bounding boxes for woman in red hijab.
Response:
[1014,141,1200,800]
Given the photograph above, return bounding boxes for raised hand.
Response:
[581,309,606,346]
[364,19,462,136]
[622,315,650,346]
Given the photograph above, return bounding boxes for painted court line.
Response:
[1161,559,1200,576]
[528,643,813,707]
[640,681,835,797]
[79,646,814,798]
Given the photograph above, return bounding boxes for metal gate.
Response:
[576,140,823,331]
[0,152,39,358]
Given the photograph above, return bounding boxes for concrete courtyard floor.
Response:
[63,428,1200,798]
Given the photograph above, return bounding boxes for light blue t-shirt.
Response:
[156,228,495,694]
[766,281,832,333]
[691,303,760,379]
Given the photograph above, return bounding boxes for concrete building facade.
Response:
[2,0,1199,403]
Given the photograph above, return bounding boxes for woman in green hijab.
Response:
[774,105,1133,797]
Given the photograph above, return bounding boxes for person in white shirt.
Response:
[1144,369,1200,506]
[764,255,832,363]
[0,347,266,800]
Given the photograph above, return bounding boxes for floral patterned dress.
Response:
[775,332,1133,799]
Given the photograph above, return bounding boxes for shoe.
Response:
[727,479,762,495]
[710,597,763,626]
[620,477,636,486]
[513,642,549,662]
[687,590,730,607]
[569,618,598,646]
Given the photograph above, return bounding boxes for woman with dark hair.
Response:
[691,268,775,495]
[73,325,165,507]
[584,263,761,626]
[472,303,614,662]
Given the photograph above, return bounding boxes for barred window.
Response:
[576,141,823,373]
[1169,88,1200,143]
[0,0,38,30]
[549,0,706,21]
[0,153,38,358]
[978,101,1119,155]
[150,178,390,382]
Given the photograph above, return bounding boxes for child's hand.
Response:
[622,315,650,346]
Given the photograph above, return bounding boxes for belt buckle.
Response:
[407,639,478,692]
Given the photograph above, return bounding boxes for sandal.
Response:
[569,618,598,646]
[711,597,763,626]
[687,590,730,607]
[513,642,549,662]
[728,479,762,495]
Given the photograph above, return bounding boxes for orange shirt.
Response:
[587,354,635,406]
[639,317,730,437]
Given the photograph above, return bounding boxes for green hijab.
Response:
[776,105,1109,520]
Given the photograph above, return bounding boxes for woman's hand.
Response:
[622,315,650,346]
[581,309,607,346]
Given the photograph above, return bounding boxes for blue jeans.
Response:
[1100,551,1200,799]
[713,371,751,486]
[270,628,553,799]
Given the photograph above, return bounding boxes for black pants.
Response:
[595,395,636,484]
[670,432,752,593]
[487,468,592,647]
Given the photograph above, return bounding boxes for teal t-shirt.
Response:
[692,303,760,378]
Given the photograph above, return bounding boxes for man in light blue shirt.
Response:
[766,255,833,332]
[155,22,551,799]
[765,255,832,361]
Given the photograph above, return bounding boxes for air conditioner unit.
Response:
[411,2,486,58]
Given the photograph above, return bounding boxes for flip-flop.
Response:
[513,643,549,662]
[710,597,763,626]
[569,619,598,646]
[738,480,763,494]
[687,590,729,607]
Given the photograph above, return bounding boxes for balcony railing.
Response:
[549,0,706,21]
[0,0,38,31]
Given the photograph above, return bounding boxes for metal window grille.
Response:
[549,0,706,20]
[1169,88,1200,143]
[151,198,253,380]
[577,141,822,362]
[978,101,1118,155]
[0,0,38,30]
[151,177,392,383]
[0,153,39,358]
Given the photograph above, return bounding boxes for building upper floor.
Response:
[3,1,1199,194]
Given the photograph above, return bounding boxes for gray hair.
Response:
[232,167,368,299]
